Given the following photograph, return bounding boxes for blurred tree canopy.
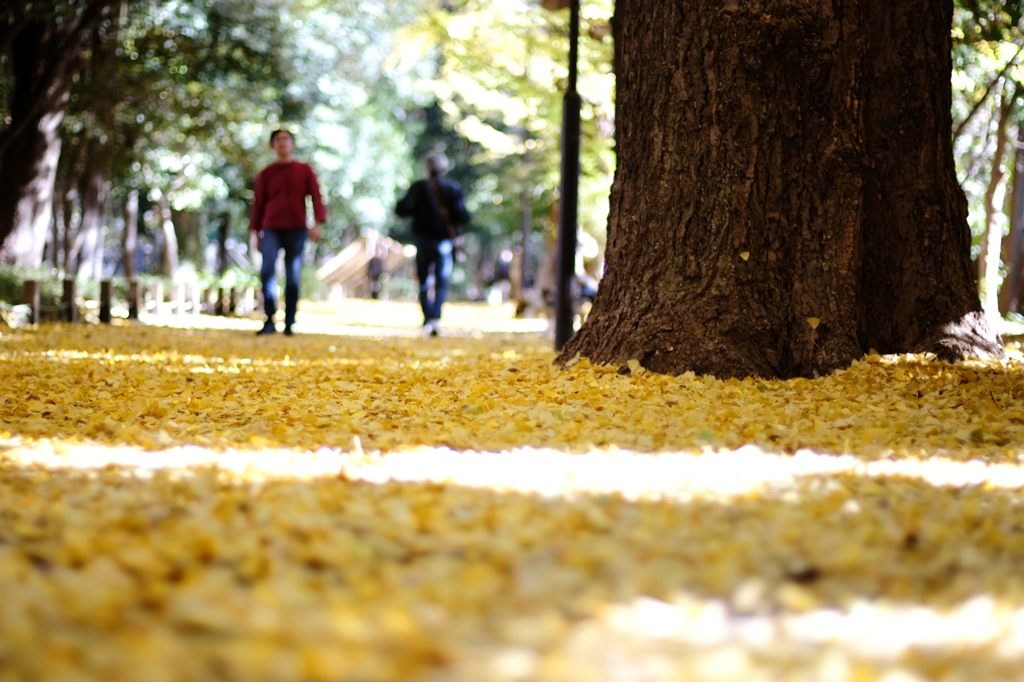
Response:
[3,1,1024,317]
[397,0,614,242]
[1,0,430,286]
[1,0,614,299]
[952,0,1024,317]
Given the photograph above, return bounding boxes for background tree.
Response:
[397,0,614,291]
[8,0,1019,321]
[951,0,1024,318]
[563,1,1001,380]
[0,0,121,266]
[1,0,422,288]
[113,0,422,283]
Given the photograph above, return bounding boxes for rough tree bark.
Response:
[0,20,68,266]
[75,143,111,280]
[73,20,119,280]
[561,0,1001,379]
[0,1,120,264]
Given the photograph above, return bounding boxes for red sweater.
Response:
[250,161,327,232]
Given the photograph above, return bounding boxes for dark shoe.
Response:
[256,322,276,336]
[283,326,294,336]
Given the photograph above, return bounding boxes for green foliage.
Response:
[4,0,618,299]
[197,265,259,291]
[0,266,63,308]
[397,0,615,247]
[3,0,433,296]
[952,0,1024,265]
[954,0,1024,42]
[14,0,1024,310]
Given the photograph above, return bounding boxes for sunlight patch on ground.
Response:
[1,316,1024,680]
[4,439,1024,681]
[139,299,551,337]
[6,439,1024,499]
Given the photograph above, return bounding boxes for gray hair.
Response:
[424,152,450,177]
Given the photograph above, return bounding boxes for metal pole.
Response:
[127,280,139,320]
[554,0,581,350]
[62,277,77,323]
[99,280,112,323]
[23,280,40,325]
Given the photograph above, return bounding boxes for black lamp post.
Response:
[543,0,582,351]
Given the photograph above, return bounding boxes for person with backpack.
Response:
[395,152,470,336]
[250,129,326,336]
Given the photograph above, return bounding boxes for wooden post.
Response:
[99,280,112,323]
[228,287,238,315]
[152,281,164,315]
[173,283,185,315]
[23,280,40,325]
[243,287,256,315]
[62,277,77,323]
[190,282,201,314]
[127,280,139,320]
[215,287,226,316]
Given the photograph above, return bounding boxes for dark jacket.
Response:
[395,177,470,242]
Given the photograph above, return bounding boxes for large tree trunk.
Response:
[54,130,88,273]
[172,209,203,265]
[73,19,119,281]
[76,168,110,280]
[75,147,110,280]
[61,185,78,273]
[0,2,120,263]
[158,194,179,278]
[0,22,66,266]
[562,0,1000,379]
[49,189,64,268]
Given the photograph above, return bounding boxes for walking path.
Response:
[1,303,1023,681]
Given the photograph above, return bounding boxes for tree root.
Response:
[930,311,1004,362]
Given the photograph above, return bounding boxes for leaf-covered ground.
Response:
[2,303,1024,681]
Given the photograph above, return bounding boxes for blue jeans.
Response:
[260,228,307,327]
[416,238,453,324]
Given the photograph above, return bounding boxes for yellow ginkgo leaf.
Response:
[0,308,1022,682]
[740,251,750,261]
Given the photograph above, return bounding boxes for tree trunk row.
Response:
[0,1,121,265]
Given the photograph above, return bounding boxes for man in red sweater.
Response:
[250,129,326,335]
